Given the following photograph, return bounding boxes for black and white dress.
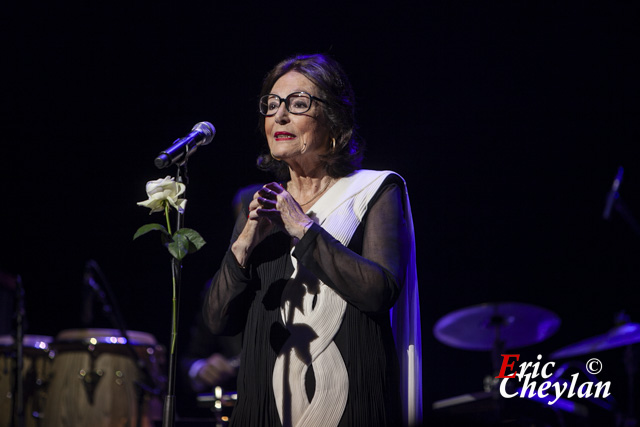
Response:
[205,170,415,427]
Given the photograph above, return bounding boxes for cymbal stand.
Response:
[488,311,507,422]
[489,312,507,387]
[12,275,25,427]
[481,312,509,395]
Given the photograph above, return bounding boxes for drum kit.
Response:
[1,259,242,427]
[1,329,166,427]
[1,264,168,427]
[432,302,640,425]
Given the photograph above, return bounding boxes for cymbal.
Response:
[433,302,561,351]
[550,322,640,359]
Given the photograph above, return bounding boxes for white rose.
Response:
[137,176,187,214]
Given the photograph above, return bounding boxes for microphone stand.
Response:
[162,152,191,427]
[88,262,161,427]
[614,198,640,237]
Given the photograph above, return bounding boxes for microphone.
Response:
[154,121,216,169]
[603,166,624,220]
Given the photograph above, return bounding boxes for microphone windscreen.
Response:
[193,121,216,145]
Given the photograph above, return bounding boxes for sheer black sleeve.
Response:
[292,179,410,313]
[203,214,255,335]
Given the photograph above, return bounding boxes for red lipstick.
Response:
[274,132,296,141]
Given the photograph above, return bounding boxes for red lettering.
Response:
[495,354,520,378]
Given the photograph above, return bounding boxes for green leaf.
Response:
[133,223,169,240]
[175,228,207,251]
[168,234,189,261]
[166,229,206,261]
[161,232,172,246]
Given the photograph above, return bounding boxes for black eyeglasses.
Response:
[259,91,326,116]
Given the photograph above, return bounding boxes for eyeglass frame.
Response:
[259,91,327,116]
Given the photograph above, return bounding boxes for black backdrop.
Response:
[3,2,640,423]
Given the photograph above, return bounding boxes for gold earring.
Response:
[331,138,336,152]
[271,152,281,161]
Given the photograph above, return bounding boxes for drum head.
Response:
[55,328,156,346]
[0,334,53,349]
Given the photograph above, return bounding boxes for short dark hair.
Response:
[256,54,364,180]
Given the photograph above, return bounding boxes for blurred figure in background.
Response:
[178,184,262,418]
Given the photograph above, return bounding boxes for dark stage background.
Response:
[3,3,640,425]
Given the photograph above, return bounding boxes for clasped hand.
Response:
[232,182,313,267]
[250,182,313,240]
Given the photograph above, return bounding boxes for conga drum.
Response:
[0,335,54,427]
[44,329,165,427]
